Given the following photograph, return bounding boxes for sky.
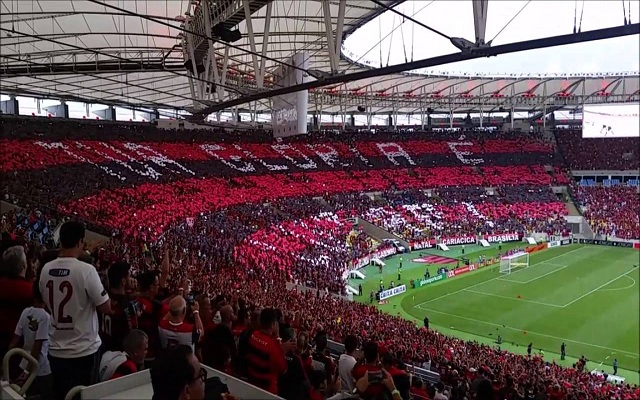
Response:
[344,0,640,74]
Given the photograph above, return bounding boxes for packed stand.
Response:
[2,220,638,400]
[2,117,635,400]
[572,184,640,240]
[554,129,640,170]
[1,116,564,240]
[363,187,570,243]
[1,207,57,246]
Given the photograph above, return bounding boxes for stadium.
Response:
[0,1,639,399]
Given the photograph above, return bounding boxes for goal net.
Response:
[499,252,529,274]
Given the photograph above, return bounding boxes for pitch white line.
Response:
[520,264,570,284]
[563,268,638,307]
[415,246,589,308]
[498,263,568,284]
[415,306,639,357]
[598,275,637,292]
[464,289,564,308]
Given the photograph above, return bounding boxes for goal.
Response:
[499,252,529,274]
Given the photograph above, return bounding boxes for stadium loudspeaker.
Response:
[357,106,366,112]
[388,116,393,126]
[426,107,433,114]
[237,114,241,122]
[183,59,205,74]
[212,23,242,43]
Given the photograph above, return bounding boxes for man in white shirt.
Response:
[39,221,111,400]
[338,335,358,393]
[9,284,52,400]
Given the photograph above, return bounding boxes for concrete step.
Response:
[565,201,581,216]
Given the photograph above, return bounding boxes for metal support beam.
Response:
[243,0,262,87]
[258,2,274,88]
[334,0,347,70]
[473,0,489,45]
[193,23,640,118]
[322,1,339,72]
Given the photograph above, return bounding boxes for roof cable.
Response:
[578,0,585,33]
[573,0,577,33]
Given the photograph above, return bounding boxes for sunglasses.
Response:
[192,367,207,384]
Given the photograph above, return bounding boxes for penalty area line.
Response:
[413,305,638,357]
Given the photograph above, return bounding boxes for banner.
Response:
[372,247,397,259]
[352,256,370,269]
[547,239,571,248]
[379,284,407,301]
[419,273,446,287]
[411,238,436,250]
[440,235,476,246]
[446,264,477,278]
[483,232,521,243]
[578,239,633,248]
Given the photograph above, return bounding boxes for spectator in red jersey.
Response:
[195,294,215,332]
[410,378,430,400]
[100,261,139,352]
[98,329,148,381]
[235,308,261,380]
[158,296,201,351]
[245,308,292,394]
[150,345,206,400]
[352,341,387,399]
[382,354,410,400]
[136,270,169,366]
[0,246,33,374]
[355,368,403,400]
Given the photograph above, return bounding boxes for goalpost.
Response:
[499,252,530,274]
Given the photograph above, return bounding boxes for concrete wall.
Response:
[355,218,410,250]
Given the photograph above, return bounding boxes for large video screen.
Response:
[582,104,639,138]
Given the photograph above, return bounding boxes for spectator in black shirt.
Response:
[202,305,236,372]
[278,328,310,400]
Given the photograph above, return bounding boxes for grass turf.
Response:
[349,243,640,383]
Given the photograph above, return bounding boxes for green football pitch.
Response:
[350,243,640,383]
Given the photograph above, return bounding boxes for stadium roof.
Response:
[1,0,639,118]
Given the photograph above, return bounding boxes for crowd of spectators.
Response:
[554,129,640,171]
[1,116,565,240]
[363,187,570,243]
[572,184,640,240]
[1,218,638,400]
[0,117,638,400]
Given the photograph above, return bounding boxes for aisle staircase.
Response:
[354,218,410,250]
[565,201,581,216]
